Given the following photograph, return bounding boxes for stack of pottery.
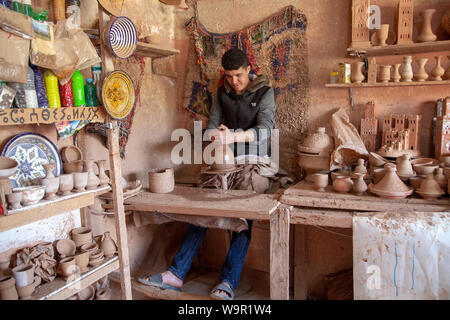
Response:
[298,127,334,182]
[40,163,60,201]
[148,168,175,193]
[71,227,93,249]
[61,146,84,174]
[368,164,414,199]
[88,249,105,267]
[416,173,444,200]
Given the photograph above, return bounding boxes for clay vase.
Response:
[42,163,56,179]
[332,176,353,194]
[392,64,401,82]
[6,191,22,210]
[445,55,450,80]
[313,173,329,192]
[430,56,445,81]
[58,174,74,196]
[416,173,444,200]
[95,287,112,300]
[0,276,18,300]
[379,65,392,83]
[12,264,35,288]
[85,160,100,190]
[41,176,60,200]
[435,168,447,191]
[100,232,117,258]
[417,9,437,42]
[377,24,390,46]
[414,58,429,82]
[353,159,368,175]
[96,160,110,187]
[401,56,414,82]
[351,61,365,83]
[396,154,414,179]
[352,173,368,196]
[73,172,88,193]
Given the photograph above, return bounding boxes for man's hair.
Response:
[221,48,250,71]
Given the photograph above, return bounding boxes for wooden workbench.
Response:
[123,186,291,300]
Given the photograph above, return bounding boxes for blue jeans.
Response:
[168,220,253,291]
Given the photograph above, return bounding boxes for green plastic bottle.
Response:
[84,78,98,107]
[71,70,86,107]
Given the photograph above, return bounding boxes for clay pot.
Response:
[298,152,331,171]
[401,56,413,82]
[42,163,56,179]
[368,164,413,199]
[95,287,112,300]
[377,24,389,46]
[413,164,438,176]
[85,160,100,190]
[430,56,445,81]
[416,173,444,200]
[100,232,117,258]
[63,160,84,174]
[409,176,423,190]
[372,168,387,184]
[96,160,110,187]
[0,276,18,300]
[298,127,334,154]
[80,242,98,253]
[417,9,437,42]
[61,146,83,163]
[313,173,329,192]
[148,168,175,193]
[89,249,104,261]
[414,58,429,82]
[77,285,95,300]
[13,186,45,206]
[434,168,447,191]
[332,176,353,194]
[379,65,392,83]
[352,173,368,196]
[391,64,401,82]
[351,61,365,83]
[41,176,60,200]
[58,257,78,279]
[58,174,74,196]
[396,154,414,179]
[16,276,40,300]
[71,227,93,248]
[73,172,88,192]
[56,239,76,258]
[12,264,35,288]
[74,251,90,273]
[6,191,22,210]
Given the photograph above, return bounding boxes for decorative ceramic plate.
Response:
[102,70,135,120]
[1,133,63,188]
[106,16,137,59]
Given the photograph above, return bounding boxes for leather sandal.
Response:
[138,273,182,292]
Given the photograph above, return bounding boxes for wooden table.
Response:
[278,180,450,299]
[124,186,291,300]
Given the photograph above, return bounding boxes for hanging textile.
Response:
[183,4,309,128]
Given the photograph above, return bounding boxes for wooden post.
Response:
[107,118,132,300]
[270,204,291,300]
[294,225,307,300]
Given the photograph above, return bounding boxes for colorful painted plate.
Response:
[102,70,135,120]
[1,133,63,188]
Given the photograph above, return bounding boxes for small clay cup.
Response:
[313,173,329,192]
[6,192,22,210]
[73,172,89,193]
[80,242,98,253]
[59,174,74,196]
[58,257,78,279]
[12,264,35,288]
[71,227,92,248]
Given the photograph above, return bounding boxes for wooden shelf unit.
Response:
[326,80,450,88]
[347,40,450,57]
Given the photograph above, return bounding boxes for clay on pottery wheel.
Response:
[313,173,329,192]
[352,173,368,196]
[208,143,236,171]
[416,173,444,200]
[298,127,334,154]
[368,164,413,199]
[332,176,353,194]
[148,168,175,193]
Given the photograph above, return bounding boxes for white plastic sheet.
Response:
[353,211,450,300]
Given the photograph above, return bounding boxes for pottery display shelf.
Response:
[325,80,450,88]
[347,39,450,57]
[0,186,110,233]
[29,256,118,300]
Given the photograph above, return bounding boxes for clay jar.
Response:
[100,232,117,258]
[417,9,437,42]
[379,65,392,83]
[148,168,175,193]
[12,264,35,287]
[401,56,414,82]
[313,173,329,192]
[0,276,18,300]
[332,176,353,194]
[352,173,368,196]
[84,160,100,190]
[73,172,88,192]
[430,56,445,81]
[96,160,110,187]
[58,174,74,196]
[414,58,429,82]
[351,61,365,83]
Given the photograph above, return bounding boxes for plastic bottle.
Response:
[22,0,32,17]
[44,70,61,108]
[24,67,38,108]
[91,63,102,104]
[85,78,98,107]
[8,82,27,108]
[32,66,49,108]
[12,0,24,14]
[71,70,86,107]
[59,80,74,108]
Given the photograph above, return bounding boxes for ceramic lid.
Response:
[369,164,413,197]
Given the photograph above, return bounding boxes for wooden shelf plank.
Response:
[31,256,119,300]
[0,107,106,126]
[326,80,450,88]
[290,207,353,228]
[134,42,180,59]
[0,186,110,232]
[347,40,450,57]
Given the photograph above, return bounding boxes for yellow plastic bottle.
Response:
[43,70,61,108]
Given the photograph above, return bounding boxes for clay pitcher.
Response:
[351,61,365,83]
[396,154,414,178]
[430,56,445,81]
[100,232,117,258]
[417,9,437,42]
[414,58,429,81]
[84,160,100,190]
[0,276,18,300]
[401,56,413,82]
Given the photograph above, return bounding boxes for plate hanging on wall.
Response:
[102,70,136,120]
[98,0,124,17]
[1,133,63,188]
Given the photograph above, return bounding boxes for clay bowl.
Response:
[63,160,84,174]
[0,157,19,178]
[148,168,175,193]
[80,242,98,253]
[410,158,438,166]
[369,152,389,167]
[13,186,45,206]
[89,249,104,261]
[412,164,439,176]
[77,285,95,300]
[55,239,76,258]
[61,146,83,163]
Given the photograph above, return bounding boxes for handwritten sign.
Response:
[0,107,106,126]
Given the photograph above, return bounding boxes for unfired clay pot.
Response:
[313,173,329,192]
[379,65,392,83]
[100,232,117,258]
[368,164,413,199]
[73,172,88,192]
[351,61,365,83]
[148,168,175,193]
[430,56,445,81]
[352,173,368,196]
[0,276,18,300]
[96,160,110,187]
[6,191,22,210]
[414,58,429,82]
[392,64,401,82]
[58,174,73,196]
[401,56,414,82]
[332,176,353,194]
[416,173,444,200]
[417,9,437,42]
[298,127,334,154]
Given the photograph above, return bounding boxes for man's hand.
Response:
[209,124,234,145]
